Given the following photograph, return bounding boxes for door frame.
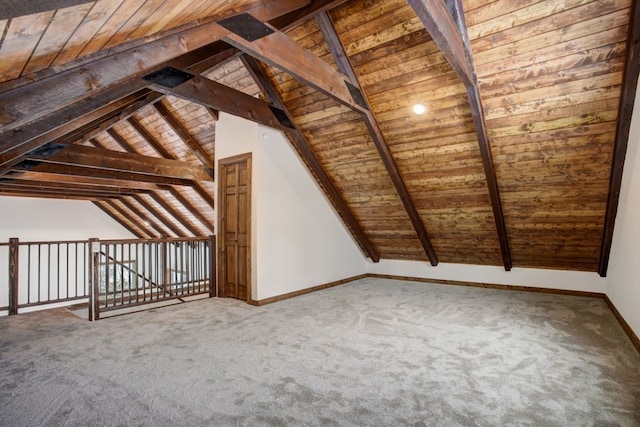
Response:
[217,152,252,302]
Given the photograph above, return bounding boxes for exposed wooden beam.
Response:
[207,108,219,121]
[316,11,438,266]
[6,170,166,191]
[131,195,188,238]
[221,21,367,115]
[99,128,215,232]
[118,198,168,237]
[101,200,158,238]
[95,133,215,234]
[145,192,204,236]
[127,116,215,209]
[410,0,512,270]
[0,0,309,133]
[0,179,149,197]
[0,83,149,167]
[268,0,351,31]
[599,0,640,277]
[157,186,215,233]
[93,201,144,239]
[0,1,310,167]
[407,0,472,87]
[241,54,380,262]
[12,163,196,187]
[147,74,294,133]
[0,189,109,201]
[25,144,214,182]
[153,101,213,168]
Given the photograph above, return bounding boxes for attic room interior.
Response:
[0,0,639,424]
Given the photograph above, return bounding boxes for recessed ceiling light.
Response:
[413,104,426,115]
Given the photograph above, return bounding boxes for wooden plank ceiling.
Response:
[0,0,637,275]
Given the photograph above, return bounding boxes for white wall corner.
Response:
[605,83,640,339]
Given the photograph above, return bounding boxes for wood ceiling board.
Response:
[0,11,55,81]
[152,103,212,167]
[137,0,208,38]
[22,4,94,74]
[285,97,425,260]
[51,0,127,66]
[320,11,439,265]
[155,97,216,163]
[330,1,501,265]
[76,0,147,58]
[100,0,168,49]
[129,110,187,161]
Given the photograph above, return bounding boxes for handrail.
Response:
[2,235,216,319]
[99,237,210,245]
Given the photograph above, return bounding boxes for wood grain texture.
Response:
[0,11,55,81]
[468,0,631,271]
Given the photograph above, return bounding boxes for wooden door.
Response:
[218,153,251,301]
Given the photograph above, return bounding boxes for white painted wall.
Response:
[0,197,135,241]
[606,83,640,338]
[254,125,367,300]
[367,260,606,293]
[215,113,367,301]
[0,197,135,313]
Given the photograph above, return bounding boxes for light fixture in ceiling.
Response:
[413,104,426,115]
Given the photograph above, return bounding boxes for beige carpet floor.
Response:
[0,277,639,426]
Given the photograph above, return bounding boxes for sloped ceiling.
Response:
[0,0,637,276]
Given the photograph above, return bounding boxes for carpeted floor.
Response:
[0,277,639,426]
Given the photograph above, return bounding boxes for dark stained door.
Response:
[218,153,251,301]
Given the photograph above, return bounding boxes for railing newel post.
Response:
[88,238,100,321]
[209,235,217,298]
[8,238,19,315]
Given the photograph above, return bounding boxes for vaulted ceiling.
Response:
[0,0,637,276]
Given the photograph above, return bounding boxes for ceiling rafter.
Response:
[10,163,196,187]
[219,16,368,115]
[157,185,215,233]
[24,143,214,182]
[408,0,512,271]
[316,11,438,266]
[0,0,311,169]
[0,83,150,172]
[118,198,169,237]
[6,169,167,191]
[93,201,145,239]
[133,193,202,236]
[93,125,215,235]
[153,101,213,168]
[0,179,149,198]
[240,54,380,262]
[102,199,158,238]
[0,189,108,201]
[142,192,202,237]
[131,194,188,238]
[127,114,215,209]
